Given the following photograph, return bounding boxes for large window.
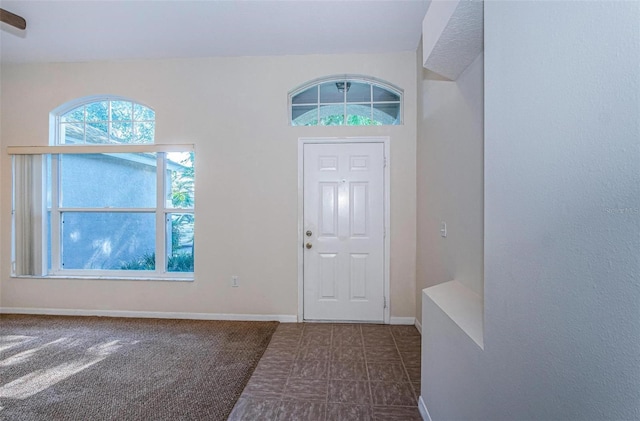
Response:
[289,76,403,126]
[11,97,194,279]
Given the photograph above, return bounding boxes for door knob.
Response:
[306,230,312,237]
[305,243,313,249]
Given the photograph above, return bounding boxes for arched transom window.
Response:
[289,76,402,126]
[55,97,155,145]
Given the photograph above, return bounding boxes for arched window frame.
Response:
[49,95,156,146]
[289,75,403,126]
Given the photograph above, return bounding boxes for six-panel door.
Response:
[303,142,385,322]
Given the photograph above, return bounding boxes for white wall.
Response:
[0,52,417,319]
[421,1,640,420]
[416,43,484,325]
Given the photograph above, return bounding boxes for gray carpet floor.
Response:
[0,315,278,421]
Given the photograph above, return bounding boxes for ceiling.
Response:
[0,0,430,64]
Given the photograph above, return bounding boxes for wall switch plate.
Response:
[231,275,239,287]
[440,222,447,238]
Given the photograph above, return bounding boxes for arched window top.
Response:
[289,75,403,126]
[51,96,155,145]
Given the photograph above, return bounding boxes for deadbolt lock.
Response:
[306,230,312,237]
[305,243,312,249]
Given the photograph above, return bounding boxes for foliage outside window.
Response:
[59,99,156,145]
[290,76,403,126]
[11,97,195,279]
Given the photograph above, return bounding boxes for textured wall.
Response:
[422,1,640,420]
[422,0,483,80]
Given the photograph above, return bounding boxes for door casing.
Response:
[297,137,390,323]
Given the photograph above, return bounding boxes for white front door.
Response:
[303,142,385,322]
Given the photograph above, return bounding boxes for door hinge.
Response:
[384,157,387,168]
[383,296,387,309]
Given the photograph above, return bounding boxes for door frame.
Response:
[297,137,391,323]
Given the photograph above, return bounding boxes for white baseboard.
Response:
[415,317,423,334]
[418,396,432,421]
[390,316,417,325]
[0,307,298,323]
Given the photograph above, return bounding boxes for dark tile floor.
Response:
[228,323,422,421]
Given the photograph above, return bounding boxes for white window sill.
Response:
[423,280,484,349]
[11,275,194,282]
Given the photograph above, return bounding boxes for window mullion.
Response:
[51,154,61,272]
[316,85,320,124]
[370,84,374,121]
[343,80,347,125]
[106,100,112,143]
[156,153,167,275]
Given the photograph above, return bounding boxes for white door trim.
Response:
[297,137,390,324]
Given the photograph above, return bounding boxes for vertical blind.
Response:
[12,154,46,276]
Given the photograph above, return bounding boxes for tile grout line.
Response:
[391,327,420,404]
[324,323,333,421]
[241,323,422,419]
[361,323,375,415]
[279,323,304,420]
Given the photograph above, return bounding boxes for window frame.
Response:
[10,145,195,281]
[288,75,404,126]
[9,95,195,281]
[51,95,156,146]
[49,151,194,279]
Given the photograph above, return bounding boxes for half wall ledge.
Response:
[423,280,484,349]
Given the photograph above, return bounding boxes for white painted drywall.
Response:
[421,1,640,420]
[416,41,484,326]
[0,52,417,320]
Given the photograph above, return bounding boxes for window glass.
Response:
[290,77,402,126]
[373,85,400,102]
[58,99,155,144]
[134,103,155,121]
[61,212,156,270]
[346,82,371,103]
[60,123,84,144]
[61,106,84,122]
[166,152,195,209]
[42,150,194,277]
[291,86,318,105]
[110,121,133,143]
[167,213,194,273]
[86,122,108,144]
[319,82,344,104]
[292,105,317,125]
[318,104,345,126]
[85,101,109,122]
[111,100,133,120]
[373,103,401,124]
[59,153,157,208]
[347,104,380,126]
[134,122,155,143]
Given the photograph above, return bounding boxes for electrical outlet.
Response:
[231,275,239,287]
